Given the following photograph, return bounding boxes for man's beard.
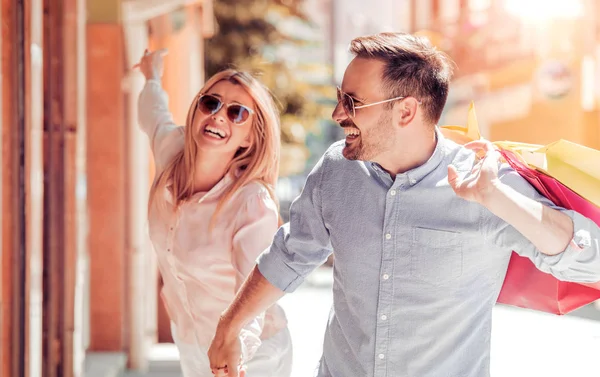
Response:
[343,140,362,160]
[342,112,392,161]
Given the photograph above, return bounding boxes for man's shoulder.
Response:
[440,137,478,173]
[318,140,364,172]
[307,140,360,180]
[322,140,346,162]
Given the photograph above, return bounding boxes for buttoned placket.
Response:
[372,174,406,376]
[373,169,421,376]
[173,195,215,342]
[165,206,195,314]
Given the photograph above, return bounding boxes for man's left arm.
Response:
[481,166,600,283]
[448,140,600,283]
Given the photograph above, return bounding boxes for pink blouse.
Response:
[138,80,287,360]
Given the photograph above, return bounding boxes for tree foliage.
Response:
[205,0,334,176]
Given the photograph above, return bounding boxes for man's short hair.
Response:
[349,32,454,126]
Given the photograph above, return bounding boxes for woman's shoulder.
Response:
[227,180,279,227]
[234,180,274,203]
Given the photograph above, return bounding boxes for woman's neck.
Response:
[191,150,234,194]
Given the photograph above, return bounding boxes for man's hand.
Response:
[133,48,168,81]
[208,319,245,377]
[448,139,502,204]
[208,267,286,375]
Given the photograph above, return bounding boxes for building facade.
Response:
[0,1,214,376]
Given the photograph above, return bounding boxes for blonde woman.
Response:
[136,50,292,377]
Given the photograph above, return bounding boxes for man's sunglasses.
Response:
[336,87,414,118]
[196,94,254,125]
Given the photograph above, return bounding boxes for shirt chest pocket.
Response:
[409,227,463,285]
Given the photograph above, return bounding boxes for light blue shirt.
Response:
[257,129,600,377]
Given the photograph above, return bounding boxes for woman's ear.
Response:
[239,131,252,149]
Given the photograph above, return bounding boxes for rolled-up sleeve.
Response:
[138,79,184,169]
[484,165,600,283]
[257,154,333,293]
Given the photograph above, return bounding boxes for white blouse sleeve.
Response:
[138,79,185,170]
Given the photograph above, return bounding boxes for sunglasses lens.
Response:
[198,95,222,114]
[227,105,251,124]
[337,88,354,116]
[344,94,355,116]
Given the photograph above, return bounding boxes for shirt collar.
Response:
[191,173,233,203]
[165,172,234,205]
[370,127,448,186]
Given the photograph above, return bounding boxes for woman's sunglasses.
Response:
[196,94,254,125]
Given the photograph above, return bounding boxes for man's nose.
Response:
[332,102,348,124]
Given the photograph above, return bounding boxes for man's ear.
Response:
[394,97,419,128]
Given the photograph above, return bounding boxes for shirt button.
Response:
[410,178,417,185]
[381,314,387,320]
[385,233,391,240]
[378,353,385,360]
[390,190,396,196]
[383,274,390,280]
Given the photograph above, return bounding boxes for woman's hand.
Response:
[133,48,167,81]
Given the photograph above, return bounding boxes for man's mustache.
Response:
[340,120,356,128]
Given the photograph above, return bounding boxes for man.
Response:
[207,33,600,377]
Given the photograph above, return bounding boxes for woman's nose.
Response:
[212,108,227,123]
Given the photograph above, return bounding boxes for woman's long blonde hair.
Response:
[148,70,281,224]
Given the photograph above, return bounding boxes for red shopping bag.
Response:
[496,149,600,314]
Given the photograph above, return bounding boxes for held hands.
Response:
[207,320,246,377]
[132,48,168,81]
[448,140,503,204]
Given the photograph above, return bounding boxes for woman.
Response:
[136,50,292,377]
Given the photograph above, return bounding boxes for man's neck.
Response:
[377,128,437,180]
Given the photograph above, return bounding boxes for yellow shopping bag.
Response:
[440,102,600,206]
[439,103,481,145]
[538,140,600,207]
